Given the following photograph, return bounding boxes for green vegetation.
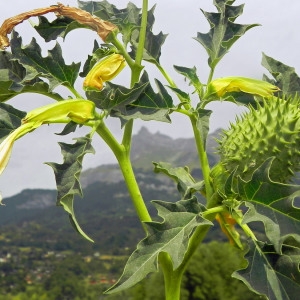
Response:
[0,0,299,299]
[0,242,262,300]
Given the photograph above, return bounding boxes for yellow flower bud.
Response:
[205,76,280,99]
[83,54,126,90]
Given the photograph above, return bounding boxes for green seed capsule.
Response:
[217,96,300,183]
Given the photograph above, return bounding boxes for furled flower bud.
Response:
[205,77,280,99]
[0,99,95,177]
[83,54,126,90]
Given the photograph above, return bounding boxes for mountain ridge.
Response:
[80,126,221,188]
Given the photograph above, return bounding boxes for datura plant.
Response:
[0,1,299,299]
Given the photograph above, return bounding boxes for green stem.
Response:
[155,61,191,110]
[117,149,152,223]
[122,119,134,150]
[110,33,136,69]
[159,206,224,300]
[160,226,212,300]
[160,253,182,300]
[130,0,148,85]
[135,0,148,67]
[207,66,215,85]
[190,114,213,200]
[96,122,151,225]
[65,84,84,99]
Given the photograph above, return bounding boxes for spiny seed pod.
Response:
[217,96,300,183]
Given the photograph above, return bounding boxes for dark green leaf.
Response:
[33,16,85,42]
[87,72,174,122]
[106,197,212,294]
[130,24,167,63]
[86,77,148,111]
[0,102,26,141]
[46,135,95,242]
[238,158,300,251]
[0,49,63,101]
[55,122,79,136]
[113,77,173,123]
[194,0,259,68]
[10,31,80,90]
[153,162,204,199]
[233,239,300,300]
[130,5,167,63]
[174,65,203,96]
[79,0,141,46]
[194,107,212,149]
[262,53,300,96]
[79,1,166,62]
[166,86,191,102]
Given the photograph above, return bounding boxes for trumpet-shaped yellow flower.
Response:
[0,122,33,176]
[0,99,95,178]
[205,76,280,99]
[83,54,126,90]
[22,99,96,126]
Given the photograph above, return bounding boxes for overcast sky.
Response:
[1,0,300,197]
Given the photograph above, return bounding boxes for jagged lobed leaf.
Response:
[106,197,212,294]
[233,239,300,300]
[194,108,212,149]
[46,135,95,242]
[129,4,167,63]
[153,162,204,199]
[9,31,80,90]
[79,0,140,46]
[173,65,203,96]
[195,0,259,69]
[86,72,174,122]
[237,158,300,252]
[262,53,300,96]
[79,1,140,31]
[0,48,63,102]
[0,103,26,141]
[33,16,87,42]
[79,0,166,62]
[86,77,147,111]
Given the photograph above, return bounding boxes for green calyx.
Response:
[217,96,300,183]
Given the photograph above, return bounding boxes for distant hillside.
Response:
[0,128,224,253]
[80,127,221,188]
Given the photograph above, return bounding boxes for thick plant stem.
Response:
[117,150,152,223]
[160,253,182,300]
[130,0,148,85]
[135,0,148,67]
[96,122,151,225]
[160,207,223,300]
[190,115,213,200]
[160,224,215,300]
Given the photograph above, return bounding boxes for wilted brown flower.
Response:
[0,3,117,50]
